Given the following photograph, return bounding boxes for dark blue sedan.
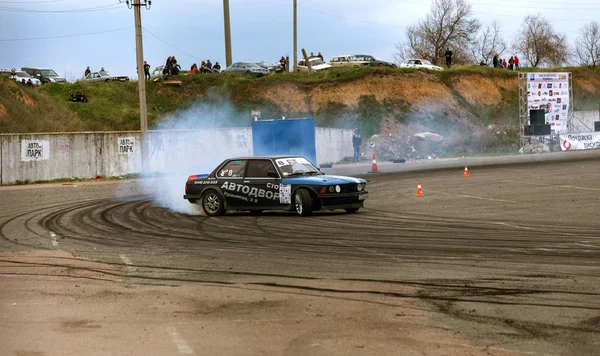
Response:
[183,156,368,216]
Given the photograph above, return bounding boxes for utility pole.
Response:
[122,0,151,174]
[293,0,297,73]
[223,0,232,67]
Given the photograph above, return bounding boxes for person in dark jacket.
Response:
[444,48,453,68]
[492,54,499,68]
[143,61,151,80]
[213,62,221,72]
[352,128,362,163]
[84,66,91,78]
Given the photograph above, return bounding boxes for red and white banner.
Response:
[527,72,570,134]
[559,133,600,151]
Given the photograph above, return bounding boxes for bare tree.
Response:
[513,14,568,67]
[470,21,507,65]
[396,0,480,65]
[574,21,600,68]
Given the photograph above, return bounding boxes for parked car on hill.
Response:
[21,67,67,84]
[329,54,396,68]
[223,62,270,77]
[255,61,283,73]
[297,57,332,73]
[183,155,368,216]
[83,71,130,83]
[9,71,42,86]
[398,59,443,71]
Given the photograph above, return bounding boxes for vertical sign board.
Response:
[526,72,570,134]
[21,140,50,162]
[252,118,317,165]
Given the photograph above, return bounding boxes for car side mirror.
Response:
[267,171,278,178]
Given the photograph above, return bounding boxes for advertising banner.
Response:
[559,133,600,151]
[527,72,570,134]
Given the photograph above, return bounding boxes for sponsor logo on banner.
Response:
[560,133,600,151]
[21,140,50,162]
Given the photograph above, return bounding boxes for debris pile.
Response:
[519,139,550,154]
[362,131,445,161]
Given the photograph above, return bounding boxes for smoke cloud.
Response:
[136,99,253,215]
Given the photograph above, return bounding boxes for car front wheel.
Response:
[294,189,313,216]
[201,190,225,216]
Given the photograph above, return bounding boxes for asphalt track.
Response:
[1,153,599,355]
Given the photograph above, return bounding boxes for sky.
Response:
[0,0,598,81]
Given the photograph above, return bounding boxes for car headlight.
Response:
[335,185,341,193]
[357,183,364,192]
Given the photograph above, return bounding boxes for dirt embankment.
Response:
[1,67,599,158]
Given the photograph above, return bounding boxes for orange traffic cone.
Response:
[370,154,379,173]
[463,166,469,177]
[416,182,424,197]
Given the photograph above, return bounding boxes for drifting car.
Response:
[297,57,332,73]
[183,156,368,216]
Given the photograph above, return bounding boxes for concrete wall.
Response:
[0,127,350,184]
[571,110,600,133]
[315,127,354,164]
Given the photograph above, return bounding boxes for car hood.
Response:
[282,174,365,185]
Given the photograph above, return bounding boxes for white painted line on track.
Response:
[432,191,519,203]
[119,254,137,272]
[167,325,194,354]
[557,185,600,192]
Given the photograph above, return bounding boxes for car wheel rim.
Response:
[295,194,302,214]
[204,194,220,214]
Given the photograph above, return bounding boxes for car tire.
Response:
[294,189,313,217]
[105,79,110,82]
[201,190,225,217]
[345,208,360,213]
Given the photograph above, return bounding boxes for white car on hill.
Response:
[9,71,42,86]
[399,59,443,71]
[297,57,332,73]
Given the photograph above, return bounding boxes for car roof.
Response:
[224,155,304,161]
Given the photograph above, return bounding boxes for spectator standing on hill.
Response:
[514,55,520,70]
[508,56,514,70]
[206,60,212,70]
[143,61,151,80]
[165,56,172,68]
[280,56,286,71]
[352,128,362,163]
[502,58,507,68]
[492,54,499,68]
[213,62,221,72]
[317,52,323,60]
[444,48,453,68]
[84,66,91,78]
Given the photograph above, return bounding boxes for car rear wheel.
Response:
[201,190,225,216]
[294,189,313,216]
[345,208,359,213]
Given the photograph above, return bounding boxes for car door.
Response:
[243,159,282,209]
[214,159,248,208]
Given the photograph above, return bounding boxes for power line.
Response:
[0,27,132,41]
[0,0,64,3]
[0,3,124,12]
[142,27,204,62]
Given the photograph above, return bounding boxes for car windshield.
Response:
[275,157,320,176]
[99,72,112,77]
[40,69,59,77]
[16,72,32,78]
